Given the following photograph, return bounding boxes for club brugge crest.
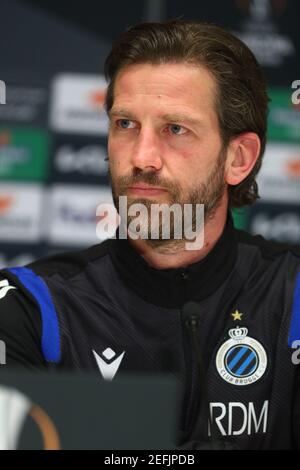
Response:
[216,326,267,386]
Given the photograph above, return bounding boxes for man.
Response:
[0,20,300,449]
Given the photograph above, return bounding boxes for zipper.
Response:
[180,269,188,301]
[179,270,203,441]
[184,313,203,438]
[181,303,226,449]
[178,271,242,449]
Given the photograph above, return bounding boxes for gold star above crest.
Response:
[231,310,243,321]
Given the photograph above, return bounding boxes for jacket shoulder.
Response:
[27,239,112,280]
[235,228,300,261]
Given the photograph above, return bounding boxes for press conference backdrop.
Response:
[0,0,300,268]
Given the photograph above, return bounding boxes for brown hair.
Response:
[104,20,269,208]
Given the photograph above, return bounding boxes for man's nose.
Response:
[131,128,163,171]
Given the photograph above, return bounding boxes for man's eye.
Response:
[168,124,187,135]
[116,119,135,129]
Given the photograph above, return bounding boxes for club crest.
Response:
[215,326,267,386]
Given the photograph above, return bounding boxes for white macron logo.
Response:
[0,280,16,300]
[93,347,125,380]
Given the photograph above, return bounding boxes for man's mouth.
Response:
[128,184,167,196]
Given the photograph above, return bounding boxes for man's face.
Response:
[107,62,227,244]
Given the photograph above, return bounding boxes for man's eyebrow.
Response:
[108,108,204,127]
[160,113,203,126]
[108,108,135,119]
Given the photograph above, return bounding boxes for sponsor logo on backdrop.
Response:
[268,87,300,143]
[0,80,6,105]
[48,185,113,246]
[0,386,60,450]
[234,0,295,67]
[250,204,300,243]
[0,195,14,215]
[0,252,37,270]
[257,143,300,203]
[0,184,44,243]
[0,84,48,125]
[50,74,108,135]
[0,128,49,181]
[54,142,108,176]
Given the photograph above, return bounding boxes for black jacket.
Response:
[1,213,300,449]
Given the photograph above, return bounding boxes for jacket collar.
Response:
[109,212,238,308]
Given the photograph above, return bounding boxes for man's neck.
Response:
[127,204,229,270]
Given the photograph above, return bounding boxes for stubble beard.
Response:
[108,148,227,249]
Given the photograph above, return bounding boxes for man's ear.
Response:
[225,132,261,186]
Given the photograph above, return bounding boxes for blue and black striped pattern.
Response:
[225,344,258,378]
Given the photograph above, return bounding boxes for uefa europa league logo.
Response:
[0,386,60,450]
[0,80,6,105]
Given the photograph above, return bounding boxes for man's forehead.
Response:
[111,63,217,120]
[113,62,216,97]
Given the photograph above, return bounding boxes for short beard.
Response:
[108,148,227,248]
